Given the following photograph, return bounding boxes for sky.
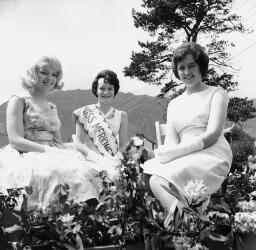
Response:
[0,0,256,105]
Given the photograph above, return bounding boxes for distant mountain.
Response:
[240,99,256,139]
[1,91,255,147]
[0,90,169,145]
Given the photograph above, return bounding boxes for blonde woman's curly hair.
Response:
[21,56,64,92]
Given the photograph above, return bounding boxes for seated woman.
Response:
[72,69,128,178]
[0,56,103,210]
[142,42,233,224]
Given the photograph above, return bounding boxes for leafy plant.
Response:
[0,156,149,250]
[2,151,256,250]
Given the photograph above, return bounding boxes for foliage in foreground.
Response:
[2,152,256,249]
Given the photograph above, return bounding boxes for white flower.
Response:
[234,211,256,233]
[248,155,254,162]
[184,179,209,205]
[248,162,256,171]
[60,213,74,224]
[249,173,256,183]
[237,200,256,212]
[109,186,116,192]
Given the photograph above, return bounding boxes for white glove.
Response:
[155,137,204,163]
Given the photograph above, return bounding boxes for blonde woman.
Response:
[0,56,102,209]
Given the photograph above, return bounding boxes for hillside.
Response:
[241,117,256,139]
[0,90,169,145]
[1,91,255,147]
[232,99,256,139]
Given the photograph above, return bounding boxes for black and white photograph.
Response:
[0,1,256,249]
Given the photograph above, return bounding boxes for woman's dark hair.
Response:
[92,69,120,97]
[172,42,209,79]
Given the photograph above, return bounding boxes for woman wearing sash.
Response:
[72,70,128,179]
[0,56,102,210]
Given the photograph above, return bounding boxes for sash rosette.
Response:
[78,104,119,157]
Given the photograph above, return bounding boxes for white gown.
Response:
[0,97,119,210]
[143,86,233,196]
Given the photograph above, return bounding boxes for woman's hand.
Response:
[155,137,204,163]
[43,145,66,154]
[62,142,74,150]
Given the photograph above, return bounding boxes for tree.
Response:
[124,0,255,122]
[227,97,256,128]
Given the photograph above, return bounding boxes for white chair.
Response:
[155,121,166,147]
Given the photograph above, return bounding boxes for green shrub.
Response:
[229,127,255,171]
[230,140,254,163]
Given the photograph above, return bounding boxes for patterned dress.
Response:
[0,97,105,209]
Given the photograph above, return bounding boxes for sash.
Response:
[78,104,119,157]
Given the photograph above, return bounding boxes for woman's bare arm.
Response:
[7,96,46,152]
[164,103,180,146]
[200,89,229,148]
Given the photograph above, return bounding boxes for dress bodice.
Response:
[102,107,122,140]
[167,86,228,141]
[21,97,61,145]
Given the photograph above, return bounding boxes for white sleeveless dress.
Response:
[143,86,233,196]
[73,104,123,180]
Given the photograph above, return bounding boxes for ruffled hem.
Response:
[0,145,119,210]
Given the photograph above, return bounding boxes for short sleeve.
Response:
[72,107,82,123]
